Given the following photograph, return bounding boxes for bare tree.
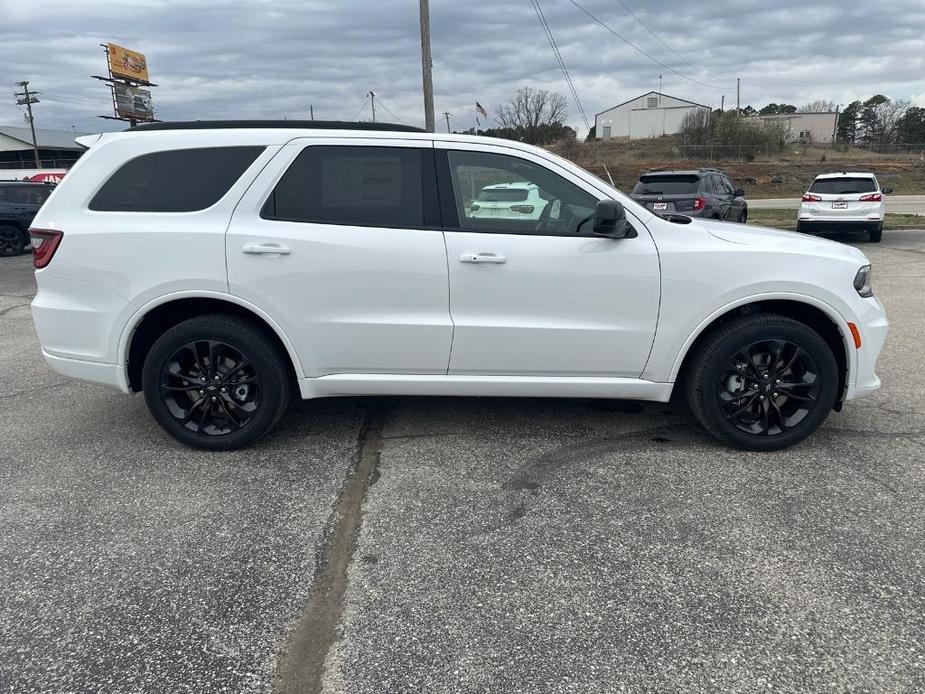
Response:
[496,87,568,129]
[798,99,836,113]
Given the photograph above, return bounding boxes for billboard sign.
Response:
[114,83,155,120]
[107,43,149,82]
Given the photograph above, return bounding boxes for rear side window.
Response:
[632,175,701,195]
[89,146,264,212]
[0,185,52,205]
[263,146,427,228]
[809,177,877,194]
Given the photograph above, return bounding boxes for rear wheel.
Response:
[685,314,838,451]
[737,209,748,224]
[142,314,291,450]
[0,225,25,256]
[869,222,883,243]
[796,221,810,233]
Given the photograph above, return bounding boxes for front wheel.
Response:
[142,314,291,450]
[685,314,838,451]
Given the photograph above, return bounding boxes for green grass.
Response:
[747,208,923,231]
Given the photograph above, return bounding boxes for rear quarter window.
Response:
[89,146,264,212]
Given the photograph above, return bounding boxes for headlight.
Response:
[854,265,873,298]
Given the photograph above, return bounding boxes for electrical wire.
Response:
[614,0,729,83]
[374,96,410,126]
[530,0,591,130]
[350,95,370,121]
[567,0,735,90]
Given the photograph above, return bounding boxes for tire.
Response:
[796,222,809,234]
[685,314,838,451]
[869,223,883,243]
[738,209,748,224]
[142,314,291,450]
[0,225,25,257]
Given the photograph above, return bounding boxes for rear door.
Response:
[226,138,453,377]
[436,142,660,378]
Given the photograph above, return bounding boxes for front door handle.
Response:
[459,252,507,264]
[243,243,291,256]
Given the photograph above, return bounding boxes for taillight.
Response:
[30,229,63,269]
[692,197,706,211]
[510,205,535,214]
[859,193,882,202]
[802,193,822,202]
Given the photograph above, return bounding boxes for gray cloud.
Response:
[1,0,923,135]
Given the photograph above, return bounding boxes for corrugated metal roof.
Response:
[0,126,95,150]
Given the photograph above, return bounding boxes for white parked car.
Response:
[798,172,892,242]
[469,182,548,222]
[30,121,887,451]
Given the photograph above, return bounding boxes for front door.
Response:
[436,144,660,378]
[227,139,453,377]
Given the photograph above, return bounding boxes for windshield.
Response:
[476,187,529,202]
[809,177,877,194]
[632,175,700,196]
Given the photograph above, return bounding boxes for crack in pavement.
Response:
[274,401,388,694]
[0,302,30,318]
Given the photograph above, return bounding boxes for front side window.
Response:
[89,146,264,212]
[263,146,427,228]
[445,150,597,236]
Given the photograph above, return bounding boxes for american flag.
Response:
[476,102,488,125]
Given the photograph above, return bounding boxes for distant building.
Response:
[0,125,93,169]
[753,112,838,144]
[594,91,710,140]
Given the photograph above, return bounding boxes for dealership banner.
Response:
[114,83,155,120]
[107,43,149,82]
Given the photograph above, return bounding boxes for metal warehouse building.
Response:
[594,91,710,140]
[0,125,91,169]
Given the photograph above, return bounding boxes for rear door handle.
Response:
[243,243,291,255]
[459,252,507,264]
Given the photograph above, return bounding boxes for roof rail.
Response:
[129,120,425,133]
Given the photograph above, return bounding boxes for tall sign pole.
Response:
[15,81,41,167]
[419,0,435,132]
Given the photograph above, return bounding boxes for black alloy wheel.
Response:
[159,339,261,436]
[686,314,838,450]
[0,225,25,256]
[142,314,291,450]
[717,339,821,436]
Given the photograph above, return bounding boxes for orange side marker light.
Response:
[848,322,862,349]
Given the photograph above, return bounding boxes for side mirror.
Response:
[882,187,893,194]
[734,187,745,197]
[593,200,636,239]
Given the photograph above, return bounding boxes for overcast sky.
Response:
[2,0,923,136]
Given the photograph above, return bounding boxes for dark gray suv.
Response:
[630,169,748,222]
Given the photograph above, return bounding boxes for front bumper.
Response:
[845,296,888,401]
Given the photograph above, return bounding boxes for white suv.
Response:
[30,121,888,451]
[469,182,548,222]
[798,172,892,242]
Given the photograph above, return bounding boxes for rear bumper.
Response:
[797,219,881,231]
[40,349,130,393]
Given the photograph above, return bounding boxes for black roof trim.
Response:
[129,120,425,133]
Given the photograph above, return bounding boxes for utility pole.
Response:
[310,104,314,120]
[443,111,451,132]
[736,77,740,115]
[15,81,41,168]
[658,74,662,102]
[369,91,376,122]
[720,95,725,112]
[419,0,435,132]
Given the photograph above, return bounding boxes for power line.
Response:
[374,96,410,126]
[567,0,735,90]
[529,0,591,130]
[613,0,728,83]
[350,95,370,121]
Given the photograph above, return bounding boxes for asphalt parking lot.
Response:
[2,231,924,693]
